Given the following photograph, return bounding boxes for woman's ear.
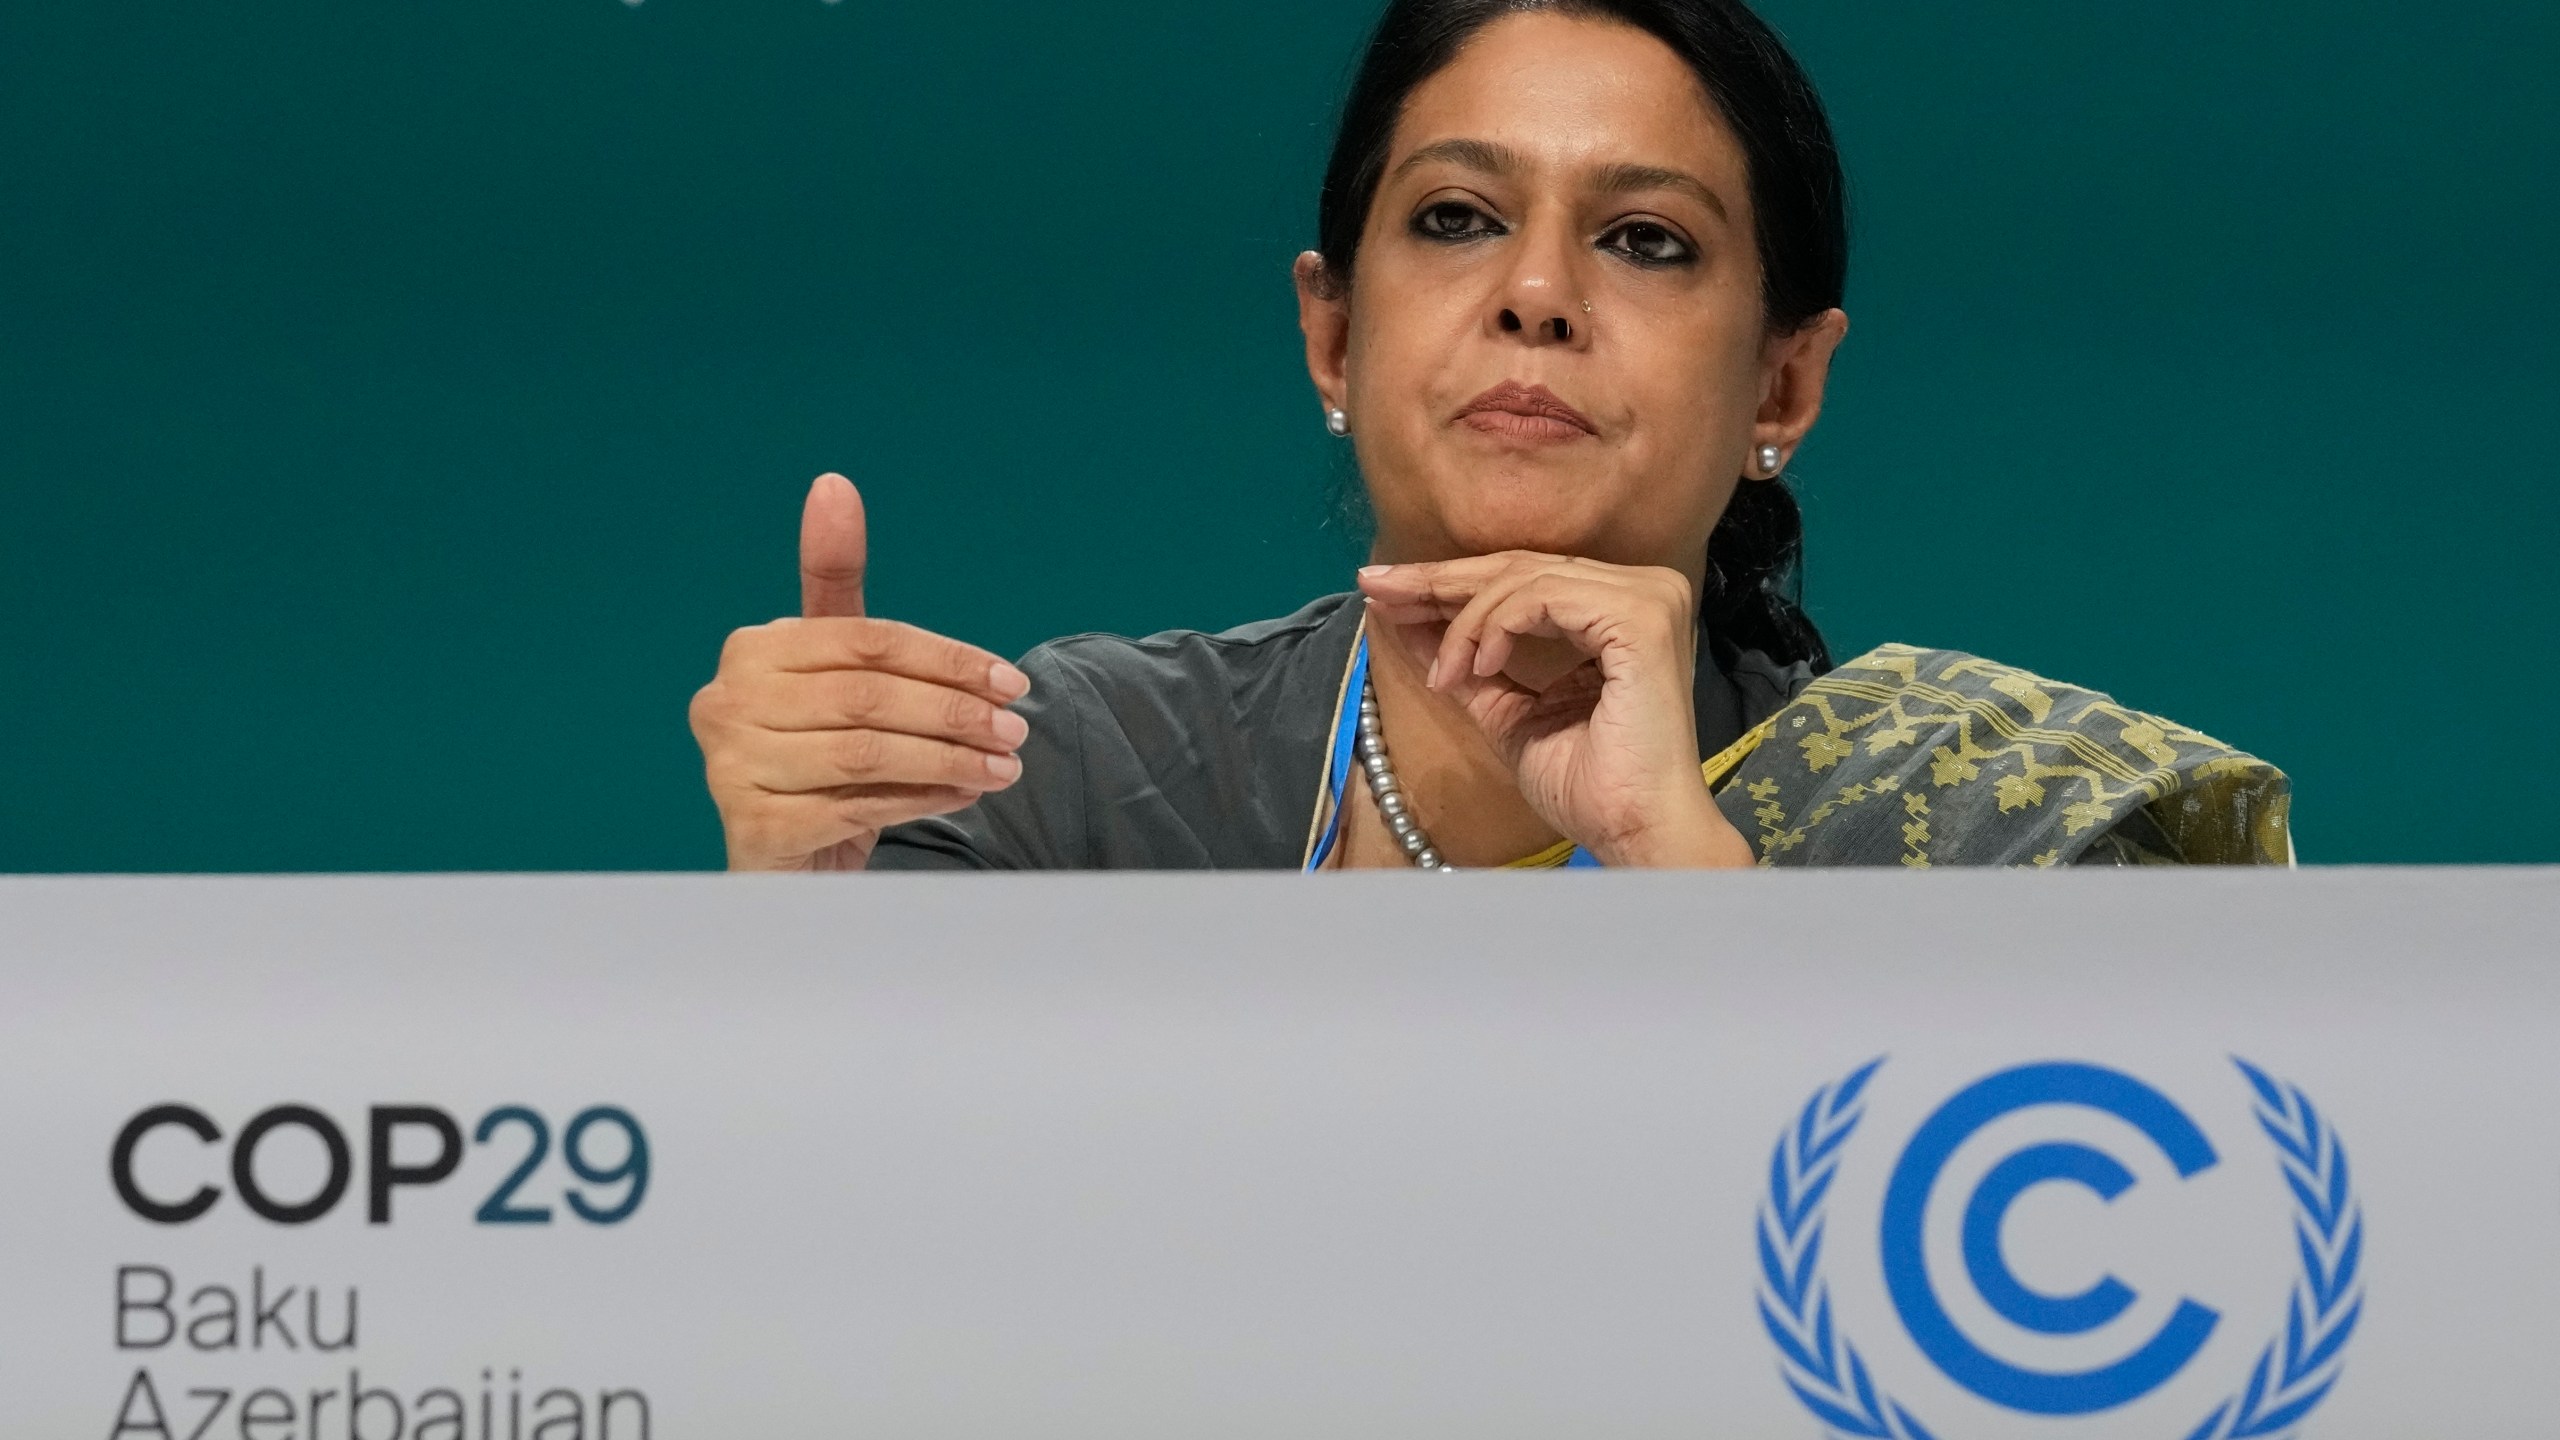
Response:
[1293,251,1351,416]
[1751,307,1850,471]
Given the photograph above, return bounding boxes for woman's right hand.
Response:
[690,474,1031,871]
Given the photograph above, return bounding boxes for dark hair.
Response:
[1315,0,1844,671]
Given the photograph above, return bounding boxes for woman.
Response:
[690,0,2290,871]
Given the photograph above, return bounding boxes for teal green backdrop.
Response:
[5,2,2553,870]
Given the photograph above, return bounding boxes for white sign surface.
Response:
[1,870,2552,1439]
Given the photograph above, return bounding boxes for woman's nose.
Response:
[1490,229,1590,347]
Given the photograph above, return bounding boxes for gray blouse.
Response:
[873,592,1813,870]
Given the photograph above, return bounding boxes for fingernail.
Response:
[989,661,1030,699]
[1359,564,1393,577]
[992,709,1029,746]
[985,752,1022,782]
[1425,657,1441,688]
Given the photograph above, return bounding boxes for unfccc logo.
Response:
[1755,1059,2365,1438]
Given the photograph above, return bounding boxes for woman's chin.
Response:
[1413,483,1615,559]
[1439,513,1612,561]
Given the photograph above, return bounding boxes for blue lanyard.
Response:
[1305,635,1370,870]
[1305,633,1601,870]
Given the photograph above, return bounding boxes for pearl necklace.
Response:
[1354,672,1457,871]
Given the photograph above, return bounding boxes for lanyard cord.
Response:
[1305,635,1370,871]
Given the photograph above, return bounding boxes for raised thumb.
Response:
[799,472,868,618]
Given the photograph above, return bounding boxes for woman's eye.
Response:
[1412,201,1500,242]
[1602,221,1695,266]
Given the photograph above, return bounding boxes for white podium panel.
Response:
[1,870,2551,1439]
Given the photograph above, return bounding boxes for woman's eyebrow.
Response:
[1591,161,1729,221]
[1389,137,1522,183]
[1390,142,1729,223]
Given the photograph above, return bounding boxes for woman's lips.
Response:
[1454,381,1599,442]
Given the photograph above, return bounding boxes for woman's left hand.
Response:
[1358,553,1755,868]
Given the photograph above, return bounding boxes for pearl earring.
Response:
[1756,444,1784,476]
[1325,407,1351,438]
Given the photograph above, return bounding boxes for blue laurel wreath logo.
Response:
[1754,1058,2364,1438]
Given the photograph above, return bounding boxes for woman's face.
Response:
[1297,11,1846,578]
